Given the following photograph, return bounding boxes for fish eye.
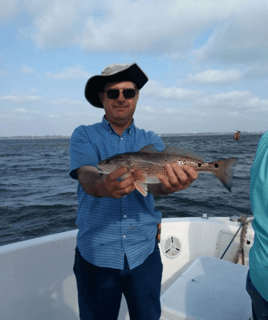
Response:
[214,163,219,168]
[106,160,110,165]
[198,163,202,167]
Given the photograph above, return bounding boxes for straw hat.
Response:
[84,63,148,108]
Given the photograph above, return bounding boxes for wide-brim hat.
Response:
[85,63,148,108]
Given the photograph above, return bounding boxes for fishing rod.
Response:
[220,211,253,260]
[220,223,243,259]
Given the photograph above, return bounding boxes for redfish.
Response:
[98,144,237,196]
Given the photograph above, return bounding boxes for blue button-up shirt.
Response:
[69,116,164,270]
[249,131,268,301]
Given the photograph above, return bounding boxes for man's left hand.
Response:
[156,163,198,195]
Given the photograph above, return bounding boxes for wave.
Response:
[0,135,261,247]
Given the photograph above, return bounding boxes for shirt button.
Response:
[120,138,123,140]
[124,215,127,218]
[123,235,126,239]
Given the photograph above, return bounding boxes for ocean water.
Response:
[0,134,262,247]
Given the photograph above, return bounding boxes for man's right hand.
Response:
[78,166,136,198]
[100,167,136,198]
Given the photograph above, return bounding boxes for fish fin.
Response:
[138,144,204,162]
[134,181,148,197]
[212,158,237,192]
[139,144,158,153]
[161,146,205,162]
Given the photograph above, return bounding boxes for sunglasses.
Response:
[105,88,137,100]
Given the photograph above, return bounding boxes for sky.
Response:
[1,0,268,136]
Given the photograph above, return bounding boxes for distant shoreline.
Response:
[0,131,265,140]
[0,136,70,140]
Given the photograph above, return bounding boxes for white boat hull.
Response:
[0,217,254,320]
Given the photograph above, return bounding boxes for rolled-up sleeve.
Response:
[69,125,99,179]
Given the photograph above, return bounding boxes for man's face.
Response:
[99,81,139,125]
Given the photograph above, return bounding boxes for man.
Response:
[246,131,268,320]
[69,63,198,320]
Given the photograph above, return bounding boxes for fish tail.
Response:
[212,158,237,192]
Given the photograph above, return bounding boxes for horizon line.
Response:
[0,130,266,139]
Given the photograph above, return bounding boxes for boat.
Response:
[234,131,241,141]
[0,215,254,320]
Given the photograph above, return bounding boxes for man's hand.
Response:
[160,163,198,193]
[148,163,198,196]
[101,167,136,198]
[78,166,136,199]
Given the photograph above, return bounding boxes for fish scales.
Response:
[98,144,237,196]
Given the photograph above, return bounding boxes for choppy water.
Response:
[0,134,262,246]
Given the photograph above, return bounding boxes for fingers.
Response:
[183,164,199,181]
[104,166,136,198]
[107,167,129,182]
[130,169,145,183]
[157,163,198,192]
[171,164,198,184]
[167,163,187,187]
[115,169,146,198]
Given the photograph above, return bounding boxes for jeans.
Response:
[246,270,268,320]
[73,239,163,320]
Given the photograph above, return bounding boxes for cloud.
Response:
[143,80,203,100]
[4,0,266,66]
[64,112,88,117]
[0,108,44,127]
[187,69,243,84]
[13,107,42,114]
[135,88,268,133]
[196,3,268,64]
[197,90,268,114]
[10,0,242,54]
[244,65,268,80]
[0,0,21,22]
[0,70,9,76]
[45,65,91,80]
[186,65,268,84]
[78,0,231,54]
[52,98,86,106]
[139,106,155,113]
[48,114,61,119]
[20,65,35,74]
[142,88,268,118]
[0,95,41,103]
[24,0,81,48]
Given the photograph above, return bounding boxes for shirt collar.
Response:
[101,116,135,135]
